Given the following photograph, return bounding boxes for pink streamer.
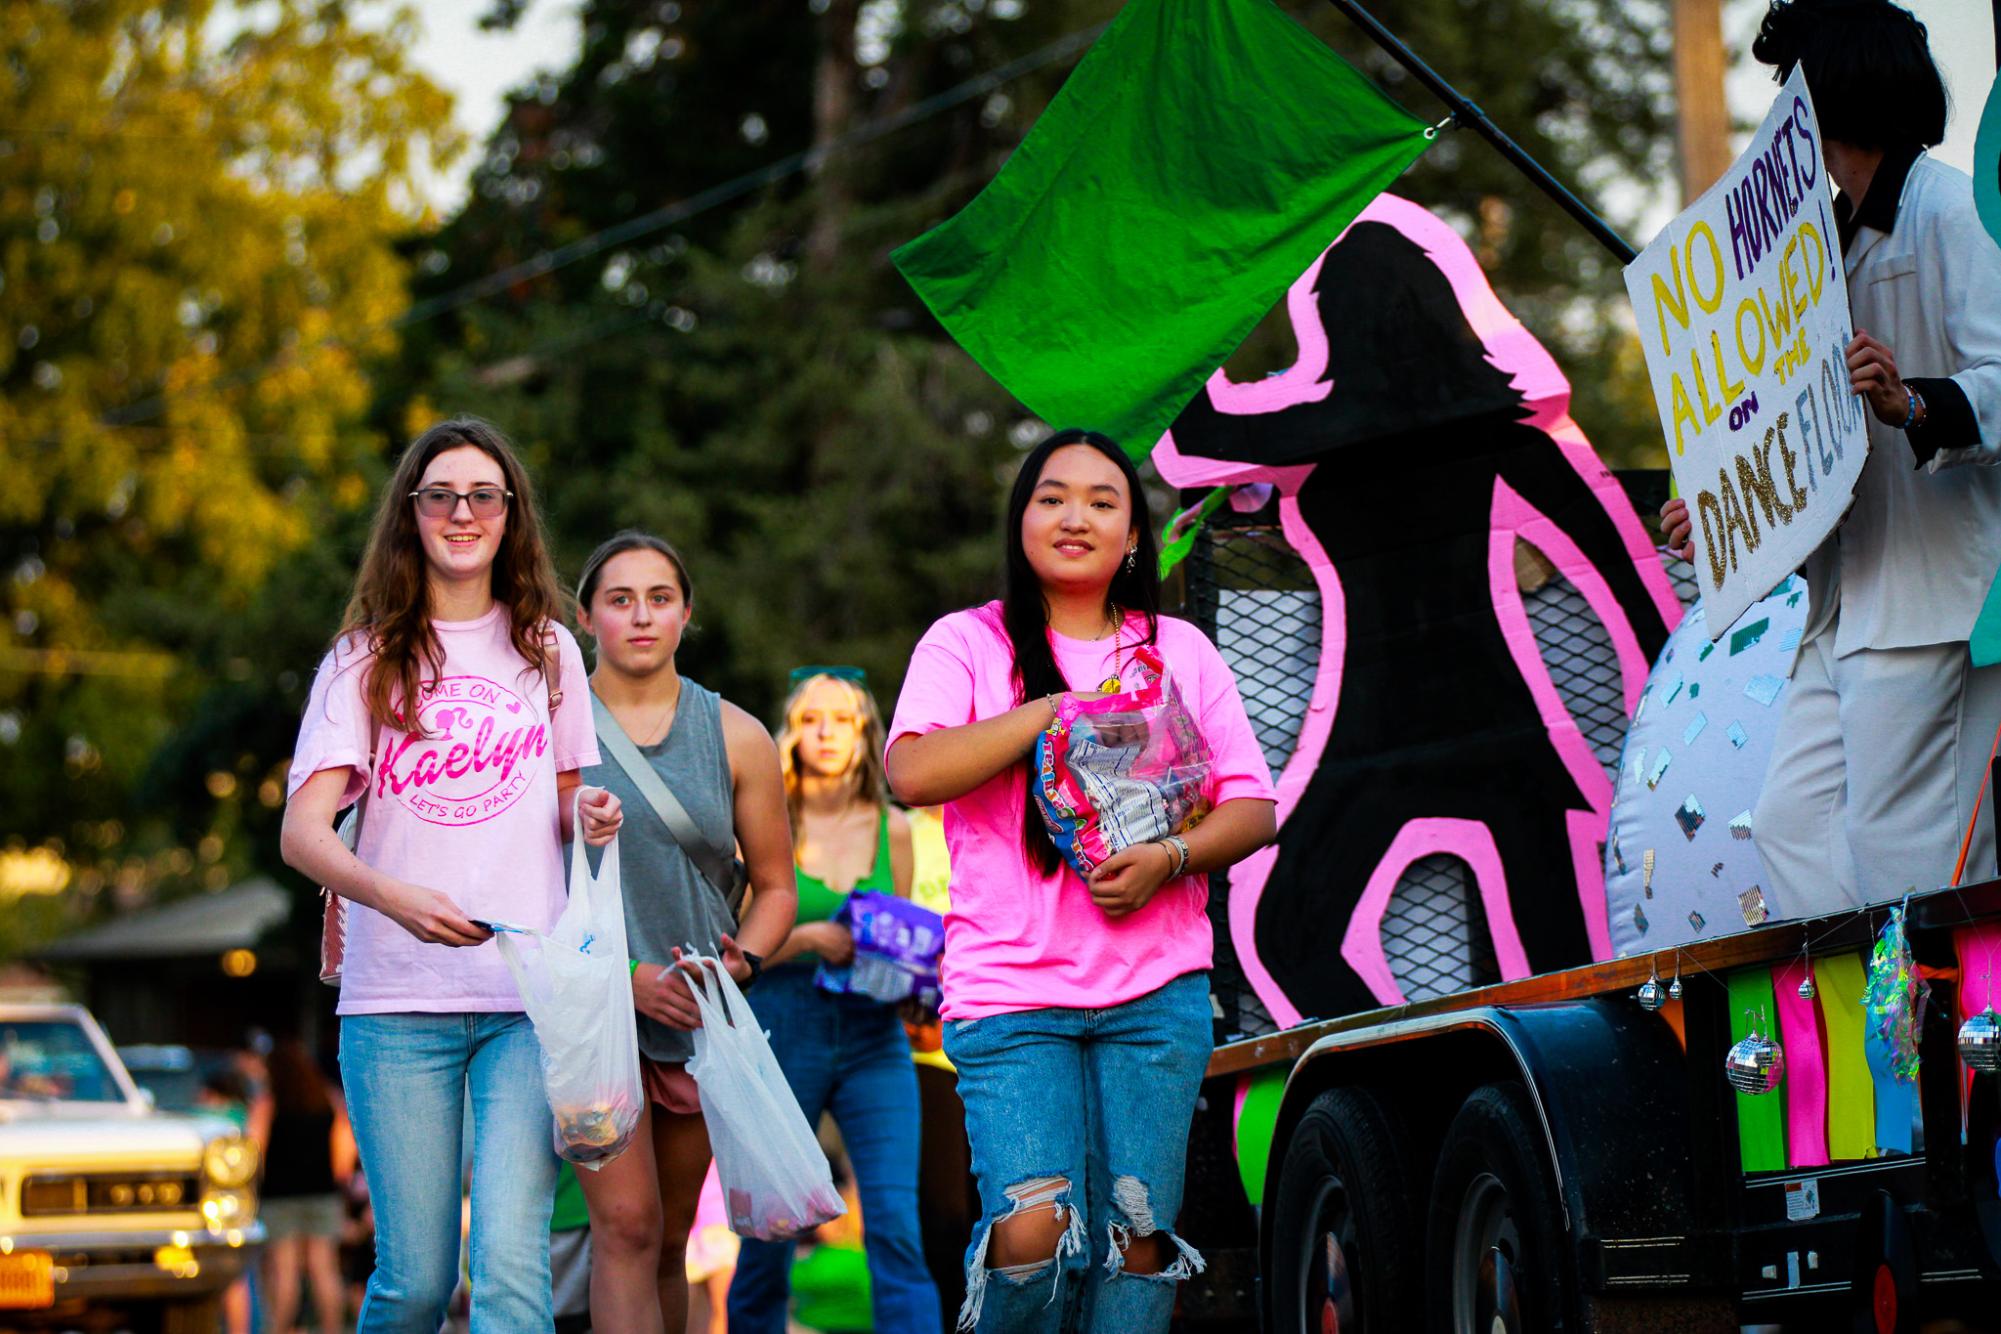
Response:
[1954,922,2001,1136]
[1774,959,1830,1168]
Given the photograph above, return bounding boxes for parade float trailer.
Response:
[1142,59,2001,1323]
[1163,462,2001,1333]
[1183,869,2001,1334]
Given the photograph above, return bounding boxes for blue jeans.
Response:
[727,965,940,1334]
[942,972,1212,1334]
[339,1012,558,1333]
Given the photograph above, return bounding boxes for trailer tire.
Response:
[1268,1085,1416,1334]
[1426,1081,1569,1334]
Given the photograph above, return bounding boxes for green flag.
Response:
[893,0,1432,458]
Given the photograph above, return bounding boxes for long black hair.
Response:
[1000,428,1161,875]
[1752,0,1945,151]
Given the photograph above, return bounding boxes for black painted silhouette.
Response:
[1171,221,1673,1021]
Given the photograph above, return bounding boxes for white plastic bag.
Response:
[493,798,643,1170]
[682,951,847,1239]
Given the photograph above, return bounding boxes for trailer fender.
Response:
[1263,999,1709,1290]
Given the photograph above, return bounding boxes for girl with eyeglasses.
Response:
[281,418,623,1332]
[886,429,1277,1333]
[723,667,942,1334]
[570,530,799,1334]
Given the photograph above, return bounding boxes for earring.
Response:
[1125,548,1137,574]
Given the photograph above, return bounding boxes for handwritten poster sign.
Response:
[1623,67,1868,637]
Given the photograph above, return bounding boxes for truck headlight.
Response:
[202,1135,259,1189]
[199,1189,252,1231]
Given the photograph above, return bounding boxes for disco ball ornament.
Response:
[1668,976,1684,1001]
[1636,976,1665,1011]
[1726,1029,1786,1095]
[1798,975,1817,1001]
[1959,1008,2001,1074]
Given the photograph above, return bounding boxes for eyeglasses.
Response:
[788,664,868,688]
[410,486,512,519]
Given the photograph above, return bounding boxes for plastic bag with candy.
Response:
[1033,645,1214,879]
[683,952,847,1239]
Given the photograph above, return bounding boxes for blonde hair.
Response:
[776,673,888,835]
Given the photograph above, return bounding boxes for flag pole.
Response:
[1321,0,1638,265]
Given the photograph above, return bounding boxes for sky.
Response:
[399,0,583,208]
[1722,0,1991,176]
[396,0,1997,217]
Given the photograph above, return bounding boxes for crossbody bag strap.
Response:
[590,691,735,897]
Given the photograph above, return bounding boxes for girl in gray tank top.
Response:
[569,531,800,1334]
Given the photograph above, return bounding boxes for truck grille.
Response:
[19,1172,201,1216]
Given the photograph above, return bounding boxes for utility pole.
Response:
[1672,0,1732,204]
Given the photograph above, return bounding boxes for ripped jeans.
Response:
[942,971,1211,1334]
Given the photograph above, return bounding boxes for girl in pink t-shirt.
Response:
[886,429,1276,1334]
[281,418,622,1333]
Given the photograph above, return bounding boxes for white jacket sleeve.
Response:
[1924,187,2001,471]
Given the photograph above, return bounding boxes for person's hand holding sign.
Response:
[1847,328,1921,429]
[1659,497,1694,563]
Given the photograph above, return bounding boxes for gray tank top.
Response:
[581,679,739,1064]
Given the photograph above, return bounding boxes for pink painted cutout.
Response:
[1155,194,1682,1026]
[1339,819,1533,1004]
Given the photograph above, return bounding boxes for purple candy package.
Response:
[814,891,945,1009]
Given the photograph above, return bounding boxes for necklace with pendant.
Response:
[1098,604,1125,694]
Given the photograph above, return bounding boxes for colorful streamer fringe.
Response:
[1863,907,1923,1082]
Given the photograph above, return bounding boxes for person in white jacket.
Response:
[1663,0,2001,915]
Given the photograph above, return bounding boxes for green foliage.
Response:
[10,0,1684,958]
[0,0,456,945]
[390,0,1677,726]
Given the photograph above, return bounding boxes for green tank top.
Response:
[794,808,894,924]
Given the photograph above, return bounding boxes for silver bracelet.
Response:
[1160,834,1191,878]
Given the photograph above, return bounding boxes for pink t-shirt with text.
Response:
[888,603,1275,1020]
[287,606,599,1015]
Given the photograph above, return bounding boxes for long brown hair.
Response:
[339,418,564,733]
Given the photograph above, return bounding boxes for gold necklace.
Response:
[1098,604,1125,694]
[607,676,681,746]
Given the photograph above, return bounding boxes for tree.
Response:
[385,0,1675,725]
[0,0,457,944]
[383,0,1108,716]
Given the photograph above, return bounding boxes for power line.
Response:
[89,22,1107,433]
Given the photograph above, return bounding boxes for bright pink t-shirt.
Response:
[286,606,599,1015]
[888,603,1275,1019]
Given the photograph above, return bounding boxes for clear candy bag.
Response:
[1033,645,1215,879]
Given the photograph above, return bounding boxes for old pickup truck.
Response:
[0,1002,262,1332]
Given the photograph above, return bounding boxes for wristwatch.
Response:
[739,950,765,991]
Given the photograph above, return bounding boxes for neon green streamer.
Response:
[1233,1067,1288,1208]
[1728,967,1787,1172]
[1158,486,1234,578]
